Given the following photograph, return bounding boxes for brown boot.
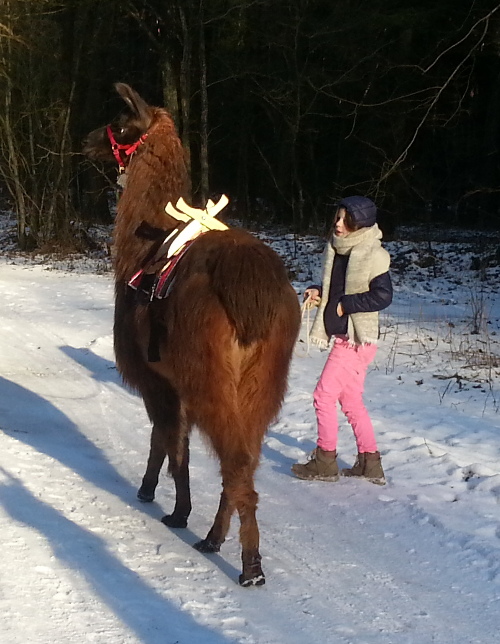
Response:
[291,448,339,481]
[341,451,386,485]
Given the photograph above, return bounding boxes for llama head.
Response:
[83,83,153,164]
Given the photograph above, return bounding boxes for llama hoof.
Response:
[137,488,155,502]
[239,571,266,587]
[193,538,221,553]
[161,513,188,529]
[239,554,265,586]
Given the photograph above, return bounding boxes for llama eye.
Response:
[120,128,125,134]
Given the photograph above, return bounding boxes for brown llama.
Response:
[83,83,301,586]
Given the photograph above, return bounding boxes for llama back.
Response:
[207,229,300,346]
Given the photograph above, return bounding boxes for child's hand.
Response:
[303,288,321,309]
[337,302,345,316]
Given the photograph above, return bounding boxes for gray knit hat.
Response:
[338,196,377,228]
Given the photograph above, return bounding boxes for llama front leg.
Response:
[161,435,192,528]
[138,425,192,527]
[137,423,167,502]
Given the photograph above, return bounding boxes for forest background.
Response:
[1,0,500,249]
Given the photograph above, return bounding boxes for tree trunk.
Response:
[179,3,192,195]
[198,0,209,204]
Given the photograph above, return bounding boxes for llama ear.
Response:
[114,83,152,129]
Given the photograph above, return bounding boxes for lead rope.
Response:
[295,293,314,357]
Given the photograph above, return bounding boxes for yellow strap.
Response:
[165,195,229,231]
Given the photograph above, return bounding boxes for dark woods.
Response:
[1,0,500,248]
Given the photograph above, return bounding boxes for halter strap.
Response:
[106,125,148,169]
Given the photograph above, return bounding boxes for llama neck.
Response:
[112,119,188,283]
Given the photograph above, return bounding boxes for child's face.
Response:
[334,208,353,237]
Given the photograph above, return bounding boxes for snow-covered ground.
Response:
[1,216,500,643]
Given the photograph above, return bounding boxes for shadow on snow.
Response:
[0,469,235,644]
[0,375,241,585]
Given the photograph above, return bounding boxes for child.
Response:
[292,196,392,485]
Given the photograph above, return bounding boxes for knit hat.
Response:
[338,196,377,228]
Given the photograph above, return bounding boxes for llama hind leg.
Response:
[209,459,264,586]
[235,483,265,586]
[195,476,264,585]
[193,490,234,553]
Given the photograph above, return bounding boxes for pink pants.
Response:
[314,337,378,453]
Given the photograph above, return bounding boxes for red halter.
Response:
[106,125,148,169]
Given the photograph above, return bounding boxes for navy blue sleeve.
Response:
[341,271,393,314]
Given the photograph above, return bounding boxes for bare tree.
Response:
[0,1,82,247]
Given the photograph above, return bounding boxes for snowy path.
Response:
[1,261,500,643]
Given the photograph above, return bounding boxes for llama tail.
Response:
[209,235,297,346]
